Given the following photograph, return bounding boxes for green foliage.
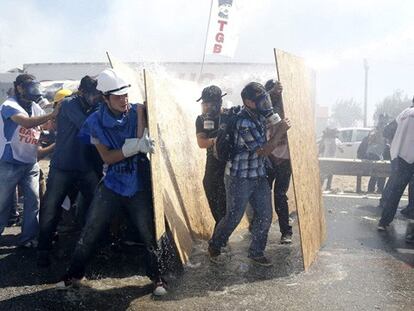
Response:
[331,98,363,127]
[374,90,412,121]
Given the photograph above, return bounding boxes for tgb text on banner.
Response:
[205,0,241,57]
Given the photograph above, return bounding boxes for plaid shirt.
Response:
[225,108,267,178]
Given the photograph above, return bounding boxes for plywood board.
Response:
[145,71,216,262]
[275,49,326,270]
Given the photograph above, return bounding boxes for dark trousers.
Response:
[408,177,414,208]
[66,183,161,280]
[267,159,293,235]
[38,168,99,251]
[203,157,226,227]
[379,157,414,226]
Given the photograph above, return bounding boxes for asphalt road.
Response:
[0,195,413,311]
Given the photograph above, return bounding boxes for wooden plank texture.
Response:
[144,71,215,263]
[275,49,326,270]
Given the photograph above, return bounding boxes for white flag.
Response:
[205,0,241,58]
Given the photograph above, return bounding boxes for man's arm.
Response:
[196,133,215,149]
[38,143,55,159]
[95,142,126,165]
[11,107,59,129]
[256,119,291,156]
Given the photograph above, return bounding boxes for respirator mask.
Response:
[254,92,281,127]
[202,102,221,130]
[21,81,43,103]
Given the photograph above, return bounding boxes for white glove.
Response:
[121,138,140,158]
[137,128,155,154]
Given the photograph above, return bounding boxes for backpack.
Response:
[213,105,242,162]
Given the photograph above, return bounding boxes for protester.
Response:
[357,129,387,193]
[378,102,414,230]
[381,112,414,218]
[195,85,228,228]
[318,127,343,191]
[0,74,60,247]
[57,68,167,296]
[264,79,293,244]
[37,77,102,266]
[208,82,290,266]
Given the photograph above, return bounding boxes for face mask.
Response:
[202,102,220,129]
[22,81,42,102]
[255,93,281,126]
[85,93,102,107]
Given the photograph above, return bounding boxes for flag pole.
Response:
[199,0,214,82]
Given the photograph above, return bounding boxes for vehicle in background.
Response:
[336,127,372,159]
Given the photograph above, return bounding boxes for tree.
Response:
[331,98,363,127]
[374,90,412,121]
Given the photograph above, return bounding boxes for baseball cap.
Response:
[197,85,226,103]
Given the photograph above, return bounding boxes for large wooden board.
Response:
[145,71,215,263]
[275,49,326,270]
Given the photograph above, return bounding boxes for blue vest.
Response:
[79,104,149,197]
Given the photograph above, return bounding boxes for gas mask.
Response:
[21,81,43,103]
[202,102,221,130]
[254,93,281,127]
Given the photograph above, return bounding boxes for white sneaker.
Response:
[153,278,168,296]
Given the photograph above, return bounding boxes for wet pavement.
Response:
[0,196,413,310]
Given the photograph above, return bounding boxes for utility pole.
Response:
[363,59,369,127]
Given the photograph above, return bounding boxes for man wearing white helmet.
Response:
[57,68,167,296]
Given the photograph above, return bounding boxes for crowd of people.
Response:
[317,103,414,242]
[1,67,411,298]
[0,69,293,296]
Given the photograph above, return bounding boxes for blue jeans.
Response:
[380,157,414,226]
[210,175,273,257]
[0,161,40,244]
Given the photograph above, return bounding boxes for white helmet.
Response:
[96,68,130,95]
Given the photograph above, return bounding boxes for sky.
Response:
[1,0,414,124]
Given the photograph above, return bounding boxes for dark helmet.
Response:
[241,82,266,102]
[197,85,226,104]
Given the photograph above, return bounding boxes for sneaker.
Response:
[377,223,387,231]
[20,240,38,248]
[280,233,292,244]
[249,256,273,267]
[55,275,82,290]
[37,251,51,268]
[208,245,223,264]
[153,277,168,296]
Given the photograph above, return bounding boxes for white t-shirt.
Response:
[390,107,414,164]
[0,98,45,164]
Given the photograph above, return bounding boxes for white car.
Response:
[336,127,372,159]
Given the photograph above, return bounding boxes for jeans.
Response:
[66,183,161,280]
[203,156,226,227]
[0,161,40,244]
[379,157,414,226]
[38,168,99,252]
[267,159,293,236]
[210,175,273,257]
